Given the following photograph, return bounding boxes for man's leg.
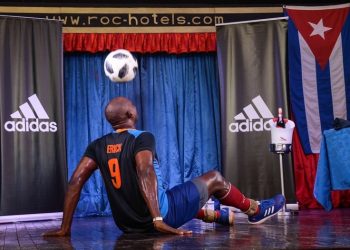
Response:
[163,176,236,228]
[196,207,235,225]
[193,170,285,224]
[193,171,251,225]
[194,170,256,213]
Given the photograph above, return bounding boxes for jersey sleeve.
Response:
[83,140,98,163]
[134,131,156,156]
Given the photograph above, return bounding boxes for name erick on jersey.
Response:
[84,129,168,233]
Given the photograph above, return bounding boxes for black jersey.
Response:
[84,129,157,233]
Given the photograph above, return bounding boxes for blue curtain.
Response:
[64,52,221,216]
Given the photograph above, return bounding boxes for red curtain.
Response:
[63,32,350,210]
[63,33,217,53]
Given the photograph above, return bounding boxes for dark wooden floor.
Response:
[1,209,350,249]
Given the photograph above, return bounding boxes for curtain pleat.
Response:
[63,33,217,53]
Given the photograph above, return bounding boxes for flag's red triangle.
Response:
[287,6,350,69]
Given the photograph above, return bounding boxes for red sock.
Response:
[218,183,251,212]
[196,209,221,221]
[196,209,205,219]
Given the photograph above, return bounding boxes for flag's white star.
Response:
[308,19,332,39]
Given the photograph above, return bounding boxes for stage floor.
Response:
[1,208,350,249]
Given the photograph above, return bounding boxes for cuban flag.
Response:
[285,4,350,154]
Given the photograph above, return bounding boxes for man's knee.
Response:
[204,170,225,184]
[198,170,228,196]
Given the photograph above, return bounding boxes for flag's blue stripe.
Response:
[288,19,312,154]
[316,63,334,132]
[342,12,350,118]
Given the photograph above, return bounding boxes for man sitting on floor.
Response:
[44,97,285,235]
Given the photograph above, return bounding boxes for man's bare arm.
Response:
[135,150,192,235]
[43,157,98,237]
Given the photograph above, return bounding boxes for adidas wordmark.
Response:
[4,94,57,133]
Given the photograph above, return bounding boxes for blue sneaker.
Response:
[248,194,285,225]
[216,207,234,226]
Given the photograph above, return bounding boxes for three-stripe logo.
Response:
[4,94,57,133]
[229,95,273,133]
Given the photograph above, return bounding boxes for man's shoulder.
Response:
[87,132,114,146]
[89,130,155,145]
[127,129,154,138]
[95,132,114,140]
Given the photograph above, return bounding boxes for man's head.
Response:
[105,97,138,130]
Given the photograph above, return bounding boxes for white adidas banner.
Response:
[216,18,296,202]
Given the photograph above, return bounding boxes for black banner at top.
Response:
[0,6,283,32]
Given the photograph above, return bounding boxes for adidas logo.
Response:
[4,94,57,133]
[229,95,273,133]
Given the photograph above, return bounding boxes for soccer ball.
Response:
[104,49,138,82]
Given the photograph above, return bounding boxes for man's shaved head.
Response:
[105,97,138,129]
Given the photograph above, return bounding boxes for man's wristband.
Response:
[152,217,163,222]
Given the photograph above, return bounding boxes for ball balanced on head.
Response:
[104,49,138,83]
